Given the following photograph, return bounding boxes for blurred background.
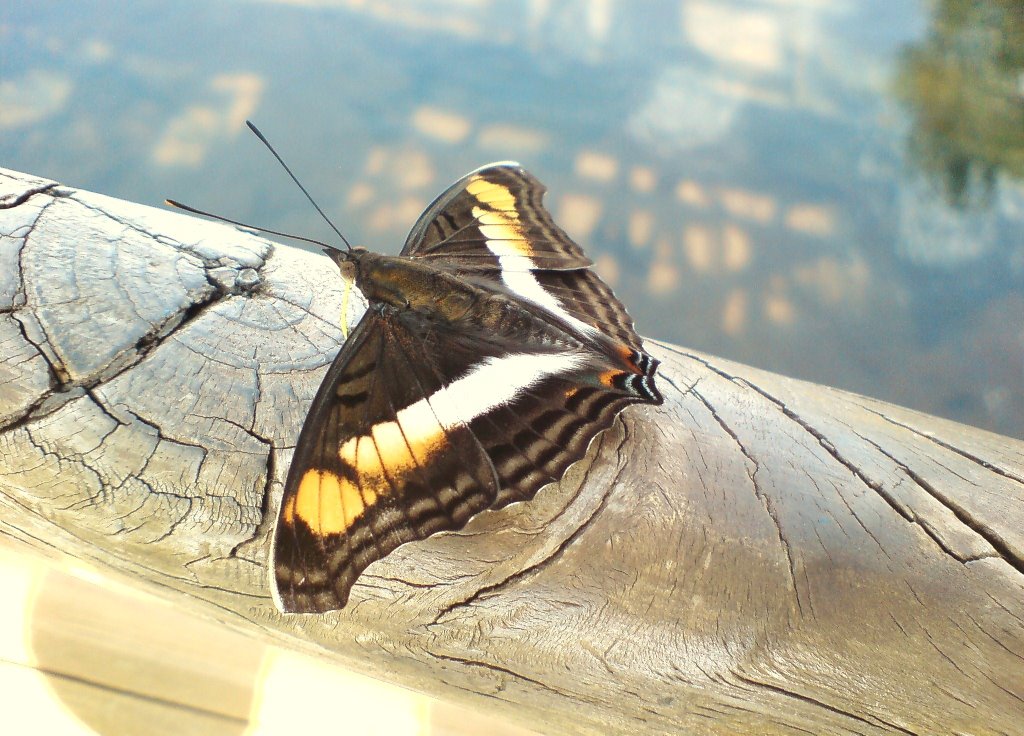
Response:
[1,0,1022,438]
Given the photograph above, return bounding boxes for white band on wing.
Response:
[401,351,586,433]
[473,205,600,338]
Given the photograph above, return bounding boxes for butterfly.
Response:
[269,162,663,613]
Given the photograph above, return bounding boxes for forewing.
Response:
[532,268,648,352]
[271,310,499,613]
[402,163,648,353]
[400,162,591,271]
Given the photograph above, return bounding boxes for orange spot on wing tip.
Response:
[616,343,644,373]
[565,386,580,398]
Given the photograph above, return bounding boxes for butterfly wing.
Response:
[401,162,591,271]
[415,317,660,511]
[271,309,500,613]
[272,303,659,613]
[402,162,648,351]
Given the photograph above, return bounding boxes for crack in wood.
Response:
[227,440,276,564]
[860,405,1024,487]
[852,428,1024,577]
[0,182,57,209]
[668,348,919,511]
[731,671,918,735]
[68,193,270,273]
[675,347,1024,574]
[688,383,805,619]
[0,201,254,435]
[428,651,570,697]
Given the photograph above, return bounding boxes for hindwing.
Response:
[272,310,500,613]
[273,306,659,613]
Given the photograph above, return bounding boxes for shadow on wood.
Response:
[1,167,1022,734]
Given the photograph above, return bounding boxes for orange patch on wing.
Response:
[615,343,643,373]
[335,407,449,511]
[291,469,364,536]
[599,369,625,387]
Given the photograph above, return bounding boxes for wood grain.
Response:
[1,167,1021,735]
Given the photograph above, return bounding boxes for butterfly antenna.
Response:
[246,120,353,252]
[163,198,336,251]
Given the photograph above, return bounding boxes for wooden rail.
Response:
[1,167,1022,734]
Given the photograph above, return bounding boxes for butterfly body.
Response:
[272,163,662,613]
[335,247,622,365]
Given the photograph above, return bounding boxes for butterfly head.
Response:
[323,244,368,277]
[324,247,451,315]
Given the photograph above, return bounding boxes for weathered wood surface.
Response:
[0,166,1022,735]
[0,542,534,736]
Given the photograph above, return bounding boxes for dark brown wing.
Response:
[272,303,660,613]
[271,309,500,613]
[273,163,663,614]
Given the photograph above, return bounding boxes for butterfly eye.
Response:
[337,258,357,281]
